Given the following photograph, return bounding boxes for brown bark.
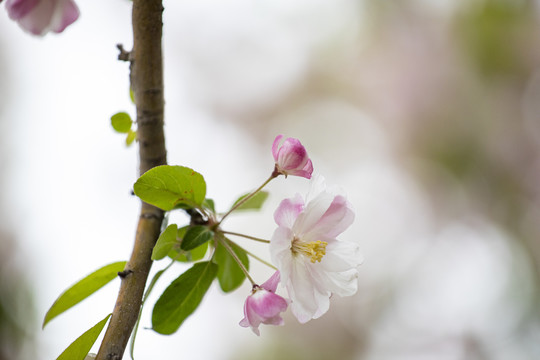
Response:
[96,0,166,359]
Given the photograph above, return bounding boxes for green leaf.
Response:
[231,191,269,212]
[111,112,132,133]
[214,238,249,292]
[129,87,135,104]
[202,198,215,214]
[133,165,206,211]
[168,242,209,262]
[43,261,126,328]
[152,261,218,334]
[152,224,178,260]
[56,313,111,360]
[126,129,137,146]
[168,227,208,262]
[181,225,213,251]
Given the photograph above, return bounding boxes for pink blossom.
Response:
[239,271,289,335]
[272,135,313,179]
[5,0,79,36]
[270,176,360,323]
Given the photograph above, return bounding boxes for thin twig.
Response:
[218,175,275,224]
[216,234,256,285]
[221,230,270,243]
[240,246,277,271]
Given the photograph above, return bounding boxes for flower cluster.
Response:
[239,135,361,335]
[3,0,79,36]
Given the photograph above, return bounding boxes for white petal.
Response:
[311,291,331,319]
[270,227,292,262]
[320,269,359,297]
[269,226,295,285]
[287,259,319,323]
[305,175,327,203]
[320,240,362,272]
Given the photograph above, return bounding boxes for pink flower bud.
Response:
[5,0,79,36]
[239,271,289,335]
[272,135,313,179]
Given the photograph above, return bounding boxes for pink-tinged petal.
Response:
[50,0,79,33]
[302,159,314,178]
[285,158,313,179]
[273,194,304,228]
[5,0,39,20]
[272,135,313,179]
[7,0,79,35]
[305,196,355,240]
[239,279,289,335]
[293,190,334,237]
[250,291,288,319]
[16,0,55,35]
[260,271,281,293]
[277,138,308,169]
[272,134,284,161]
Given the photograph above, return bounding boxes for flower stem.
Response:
[216,233,257,285]
[242,247,277,271]
[218,174,275,224]
[221,230,270,244]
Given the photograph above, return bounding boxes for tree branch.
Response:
[96,0,166,359]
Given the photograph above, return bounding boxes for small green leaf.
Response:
[133,165,206,211]
[129,87,135,104]
[202,198,215,214]
[168,226,208,262]
[111,112,132,133]
[181,226,213,251]
[168,242,209,262]
[56,313,111,360]
[214,238,249,292]
[152,224,178,260]
[231,191,269,212]
[43,261,126,328]
[152,261,218,334]
[126,129,137,146]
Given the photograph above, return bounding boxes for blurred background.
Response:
[1,0,540,359]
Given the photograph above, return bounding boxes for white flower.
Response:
[270,176,360,323]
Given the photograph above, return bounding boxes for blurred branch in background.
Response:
[0,231,36,360]
[0,42,36,360]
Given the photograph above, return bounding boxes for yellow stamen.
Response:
[291,238,328,263]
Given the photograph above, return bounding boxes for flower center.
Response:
[291,238,328,263]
